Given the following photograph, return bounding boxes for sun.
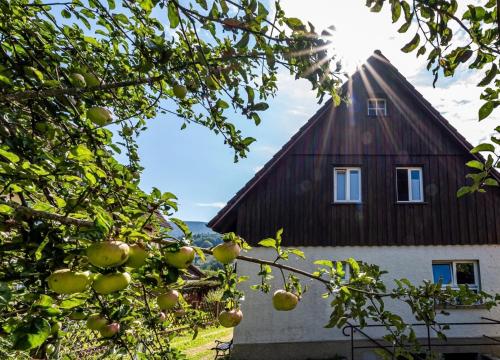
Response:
[324,28,375,75]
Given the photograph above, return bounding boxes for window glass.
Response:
[410,170,422,201]
[433,263,452,285]
[397,169,409,201]
[456,263,475,285]
[368,99,387,116]
[349,170,360,201]
[336,170,346,201]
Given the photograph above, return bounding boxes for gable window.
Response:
[432,261,480,291]
[396,167,423,202]
[334,167,361,203]
[367,98,387,116]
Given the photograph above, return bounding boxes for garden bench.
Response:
[211,338,233,359]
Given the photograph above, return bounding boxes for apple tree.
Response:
[0,0,341,358]
[0,1,498,359]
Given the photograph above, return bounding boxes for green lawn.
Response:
[171,326,233,360]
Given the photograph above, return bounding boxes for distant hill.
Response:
[169,221,217,237]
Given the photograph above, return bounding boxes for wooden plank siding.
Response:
[211,52,500,247]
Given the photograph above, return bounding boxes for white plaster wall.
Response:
[234,245,500,345]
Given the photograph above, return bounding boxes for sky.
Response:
[136,0,496,222]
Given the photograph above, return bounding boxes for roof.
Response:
[208,50,498,233]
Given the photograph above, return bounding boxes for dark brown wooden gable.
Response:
[209,51,500,247]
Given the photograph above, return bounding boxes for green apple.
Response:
[173,84,187,99]
[86,107,113,126]
[81,71,103,87]
[99,322,120,338]
[125,244,148,268]
[272,290,298,311]
[212,241,241,264]
[86,314,108,330]
[87,241,129,268]
[218,309,243,328]
[157,289,179,310]
[47,269,91,294]
[164,246,195,269]
[92,272,131,295]
[69,73,86,87]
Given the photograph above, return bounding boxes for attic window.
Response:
[367,98,387,116]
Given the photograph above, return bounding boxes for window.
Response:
[334,168,361,203]
[396,167,423,202]
[432,261,480,291]
[367,98,387,116]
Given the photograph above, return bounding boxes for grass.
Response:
[171,326,233,360]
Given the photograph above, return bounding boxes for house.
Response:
[208,51,500,359]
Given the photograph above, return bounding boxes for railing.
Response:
[342,317,500,359]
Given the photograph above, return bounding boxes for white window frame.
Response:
[333,167,362,203]
[432,260,480,291]
[396,167,424,203]
[367,98,387,116]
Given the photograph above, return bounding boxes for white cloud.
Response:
[253,165,263,173]
[415,72,492,146]
[195,202,226,209]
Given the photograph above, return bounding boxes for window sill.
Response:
[332,202,363,205]
[395,202,428,205]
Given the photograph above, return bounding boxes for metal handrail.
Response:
[342,316,500,359]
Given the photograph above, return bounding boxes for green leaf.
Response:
[347,258,359,274]
[170,217,192,238]
[313,260,333,268]
[216,99,229,109]
[13,318,51,350]
[0,204,14,215]
[258,238,276,248]
[194,246,206,262]
[252,102,269,111]
[477,63,497,87]
[139,0,153,13]
[0,282,11,308]
[59,297,87,309]
[401,33,420,53]
[196,0,208,10]
[471,143,495,153]
[0,148,20,163]
[285,17,304,30]
[68,144,93,162]
[168,2,180,28]
[289,248,305,259]
[235,32,250,48]
[61,9,71,18]
[457,186,471,198]
[484,178,499,187]
[465,160,484,170]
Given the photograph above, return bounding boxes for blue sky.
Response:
[136,0,495,222]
